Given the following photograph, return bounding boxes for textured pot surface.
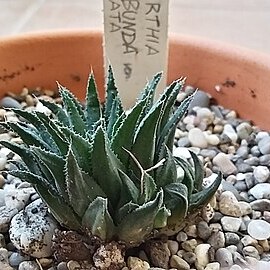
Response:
[0,30,270,129]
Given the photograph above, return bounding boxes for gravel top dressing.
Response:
[0,86,269,270]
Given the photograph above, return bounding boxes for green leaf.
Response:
[38,99,70,127]
[138,172,157,203]
[59,83,87,136]
[164,182,188,224]
[190,150,204,192]
[61,127,92,174]
[31,146,67,200]
[104,65,123,124]
[189,172,222,212]
[82,197,115,241]
[118,169,140,207]
[91,126,122,207]
[117,190,163,245]
[85,73,101,130]
[131,99,164,175]
[7,122,51,150]
[0,141,41,174]
[174,156,195,197]
[157,92,194,152]
[154,206,171,229]
[155,145,177,187]
[111,99,147,168]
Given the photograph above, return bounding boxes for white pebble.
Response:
[188,128,208,148]
[247,220,270,240]
[253,166,270,183]
[223,124,238,143]
[249,183,270,199]
[213,153,237,175]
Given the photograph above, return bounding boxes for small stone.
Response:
[241,235,258,247]
[0,97,22,109]
[184,225,197,238]
[127,257,150,270]
[181,239,197,252]
[259,154,270,166]
[177,137,190,147]
[176,231,188,242]
[238,202,252,216]
[205,262,220,270]
[221,216,242,232]
[197,221,211,240]
[243,246,260,260]
[0,206,18,233]
[67,260,81,270]
[249,183,270,199]
[236,145,249,159]
[18,261,40,270]
[57,262,68,270]
[234,181,247,192]
[215,248,233,268]
[189,90,210,109]
[182,252,196,265]
[8,252,29,267]
[236,122,253,140]
[219,191,242,217]
[244,173,255,189]
[250,199,270,211]
[247,220,270,240]
[188,128,208,148]
[207,231,225,250]
[205,134,220,146]
[194,244,211,269]
[196,108,214,125]
[9,199,58,258]
[253,166,270,183]
[258,136,270,155]
[213,153,237,175]
[5,188,31,211]
[258,239,270,252]
[0,248,14,270]
[229,265,242,270]
[225,233,240,245]
[223,124,238,143]
[170,255,190,270]
[167,240,178,256]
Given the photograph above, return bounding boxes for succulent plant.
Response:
[0,67,221,246]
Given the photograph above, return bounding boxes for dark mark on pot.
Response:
[222,79,236,87]
[249,88,257,98]
[0,63,41,82]
[70,74,81,82]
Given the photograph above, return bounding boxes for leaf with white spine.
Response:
[61,127,92,174]
[189,172,222,212]
[85,73,101,130]
[131,99,165,176]
[82,197,115,241]
[164,182,188,225]
[59,83,87,136]
[38,99,70,127]
[31,146,67,200]
[91,126,123,207]
[117,190,163,245]
[190,150,204,192]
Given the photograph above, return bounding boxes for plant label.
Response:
[103,0,169,108]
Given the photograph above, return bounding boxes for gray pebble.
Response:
[207,231,225,249]
[18,261,40,270]
[57,262,68,270]
[197,221,211,240]
[244,156,259,166]
[0,97,22,109]
[236,146,249,159]
[221,217,242,232]
[258,136,270,155]
[182,251,196,264]
[259,154,270,166]
[244,173,255,189]
[176,231,188,242]
[242,246,260,260]
[250,199,270,211]
[249,183,270,199]
[250,146,261,157]
[225,232,240,245]
[215,248,233,267]
[9,252,30,267]
[189,90,210,109]
[199,149,217,159]
[236,122,253,140]
[177,137,190,147]
[253,166,270,183]
[234,181,247,192]
[235,163,253,173]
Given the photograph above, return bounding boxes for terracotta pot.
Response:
[0,30,270,129]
